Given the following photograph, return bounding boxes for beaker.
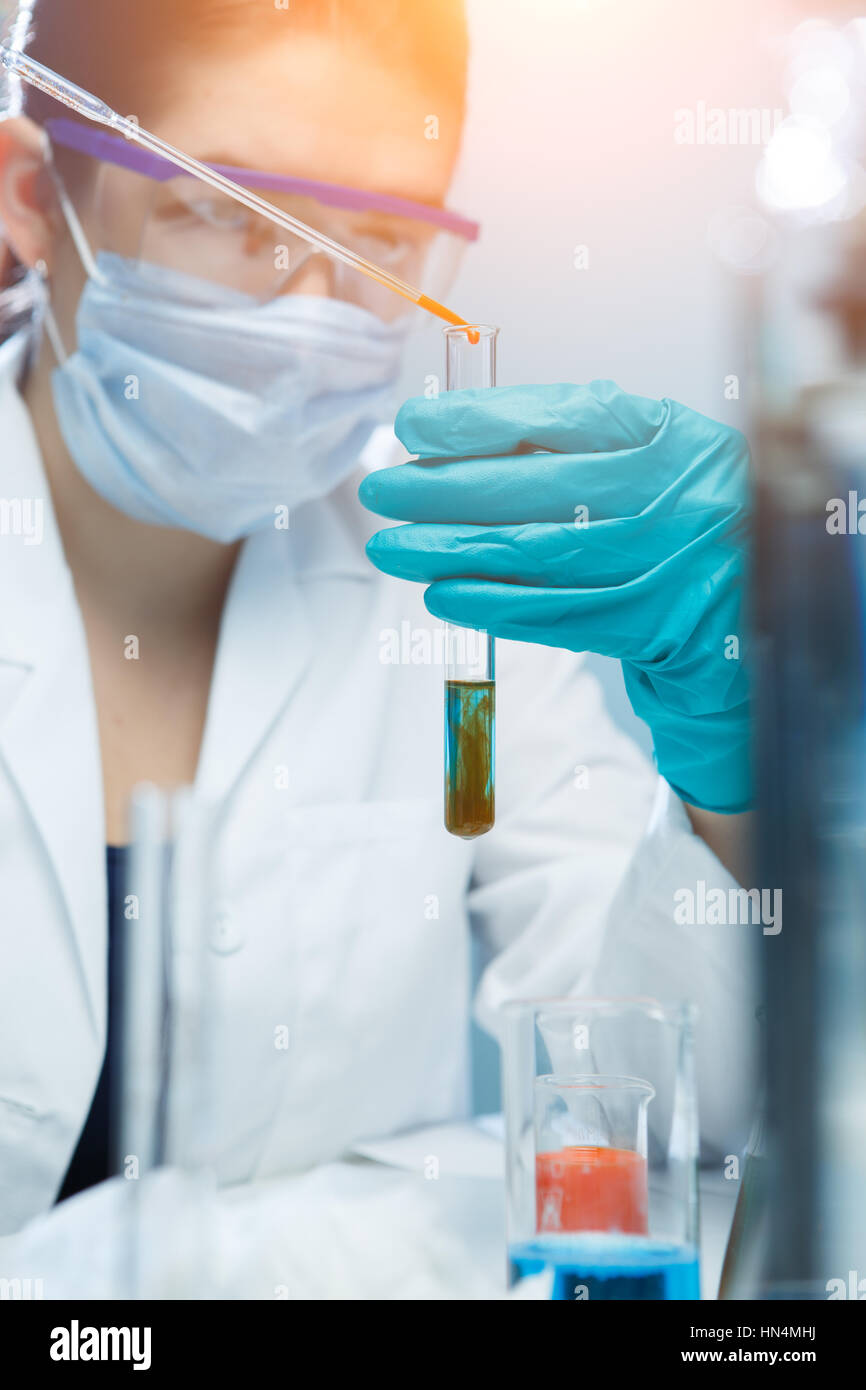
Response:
[442,324,497,838]
[534,1075,654,1237]
[504,998,700,1300]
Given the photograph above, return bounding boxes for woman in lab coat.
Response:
[0,0,755,1292]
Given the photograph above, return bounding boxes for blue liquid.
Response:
[510,1234,700,1301]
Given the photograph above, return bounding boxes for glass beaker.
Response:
[534,1075,654,1238]
[504,998,700,1301]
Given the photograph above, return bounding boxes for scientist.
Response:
[0,0,754,1280]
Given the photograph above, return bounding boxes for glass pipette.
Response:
[0,44,476,334]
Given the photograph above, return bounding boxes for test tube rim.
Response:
[442,322,500,339]
[534,1073,657,1099]
[503,996,698,1028]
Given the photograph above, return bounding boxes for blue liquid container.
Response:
[509,1234,700,1301]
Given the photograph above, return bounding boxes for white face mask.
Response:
[45,192,409,542]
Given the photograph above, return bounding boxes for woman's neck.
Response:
[23,347,241,630]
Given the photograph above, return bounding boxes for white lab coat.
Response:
[0,333,757,1263]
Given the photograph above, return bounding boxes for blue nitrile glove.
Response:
[360,380,752,814]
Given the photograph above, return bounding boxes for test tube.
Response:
[112,785,219,1298]
[443,325,498,838]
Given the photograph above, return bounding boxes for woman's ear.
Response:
[0,115,59,272]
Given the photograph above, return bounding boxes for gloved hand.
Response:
[360,380,752,814]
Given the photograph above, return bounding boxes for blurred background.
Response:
[405,0,787,413]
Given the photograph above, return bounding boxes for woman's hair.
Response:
[0,0,468,335]
[22,0,468,121]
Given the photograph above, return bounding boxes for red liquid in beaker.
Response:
[536,1146,649,1234]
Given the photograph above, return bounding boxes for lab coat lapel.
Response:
[194,520,309,803]
[194,479,376,805]
[0,352,106,1036]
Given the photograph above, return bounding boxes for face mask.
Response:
[45,210,409,542]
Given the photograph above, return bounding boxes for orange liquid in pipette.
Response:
[418,294,480,343]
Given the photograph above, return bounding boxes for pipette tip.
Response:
[419,295,481,343]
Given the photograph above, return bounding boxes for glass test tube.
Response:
[443,324,499,838]
[112,785,220,1298]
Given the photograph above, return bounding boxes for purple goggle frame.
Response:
[45,117,480,242]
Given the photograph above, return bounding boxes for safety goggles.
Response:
[45,117,480,321]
